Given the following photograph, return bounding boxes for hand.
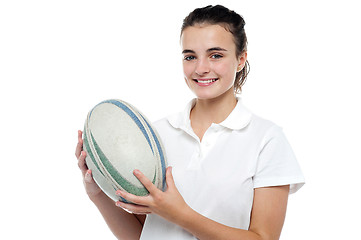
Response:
[75,130,102,198]
[115,167,191,224]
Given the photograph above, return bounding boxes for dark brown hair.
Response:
[181,5,250,93]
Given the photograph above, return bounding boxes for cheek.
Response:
[184,76,190,88]
[182,63,194,79]
[182,64,192,88]
[214,61,237,80]
[183,63,189,77]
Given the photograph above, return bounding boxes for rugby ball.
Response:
[83,99,167,202]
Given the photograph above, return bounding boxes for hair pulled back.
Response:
[181,5,249,93]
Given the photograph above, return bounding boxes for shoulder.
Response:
[151,116,178,137]
[229,99,283,138]
[246,113,284,142]
[152,117,171,130]
[152,99,193,131]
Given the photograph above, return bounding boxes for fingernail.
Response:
[133,169,140,175]
[115,190,122,196]
[115,201,121,207]
[85,171,90,180]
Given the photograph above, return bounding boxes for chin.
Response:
[193,91,216,100]
[193,88,235,101]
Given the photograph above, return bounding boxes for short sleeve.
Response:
[253,126,305,194]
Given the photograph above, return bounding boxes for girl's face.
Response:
[181,24,246,101]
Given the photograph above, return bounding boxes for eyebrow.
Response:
[207,47,227,52]
[182,47,227,54]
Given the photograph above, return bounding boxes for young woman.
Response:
[76,5,304,240]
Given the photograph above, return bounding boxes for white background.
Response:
[1,0,360,239]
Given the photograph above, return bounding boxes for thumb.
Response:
[165,166,176,189]
[84,169,95,183]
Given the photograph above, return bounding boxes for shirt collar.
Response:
[167,97,252,131]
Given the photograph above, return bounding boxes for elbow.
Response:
[250,231,280,240]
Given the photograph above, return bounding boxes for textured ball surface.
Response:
[83,99,167,202]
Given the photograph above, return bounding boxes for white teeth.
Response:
[197,78,217,83]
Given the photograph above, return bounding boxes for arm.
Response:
[116,167,289,240]
[89,189,145,239]
[76,130,145,239]
[179,185,289,240]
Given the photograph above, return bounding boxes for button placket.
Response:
[200,125,218,159]
[187,124,224,170]
[188,143,202,170]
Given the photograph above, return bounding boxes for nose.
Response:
[195,58,210,76]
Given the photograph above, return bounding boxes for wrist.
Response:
[89,191,109,204]
[174,205,198,230]
[175,206,221,239]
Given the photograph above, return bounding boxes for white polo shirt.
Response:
[140,98,305,240]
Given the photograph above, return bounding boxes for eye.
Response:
[184,55,196,61]
[211,54,223,59]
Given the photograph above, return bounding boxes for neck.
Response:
[193,96,237,123]
[190,89,237,140]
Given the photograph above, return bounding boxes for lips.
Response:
[194,78,218,86]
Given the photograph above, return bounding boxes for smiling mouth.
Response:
[194,78,218,83]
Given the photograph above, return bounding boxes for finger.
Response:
[165,166,176,189]
[115,201,152,215]
[78,151,88,176]
[133,169,158,194]
[116,190,149,206]
[84,169,95,183]
[75,130,83,158]
[78,130,83,141]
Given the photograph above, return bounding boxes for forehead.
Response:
[181,24,236,51]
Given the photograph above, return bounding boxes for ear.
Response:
[237,52,247,72]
